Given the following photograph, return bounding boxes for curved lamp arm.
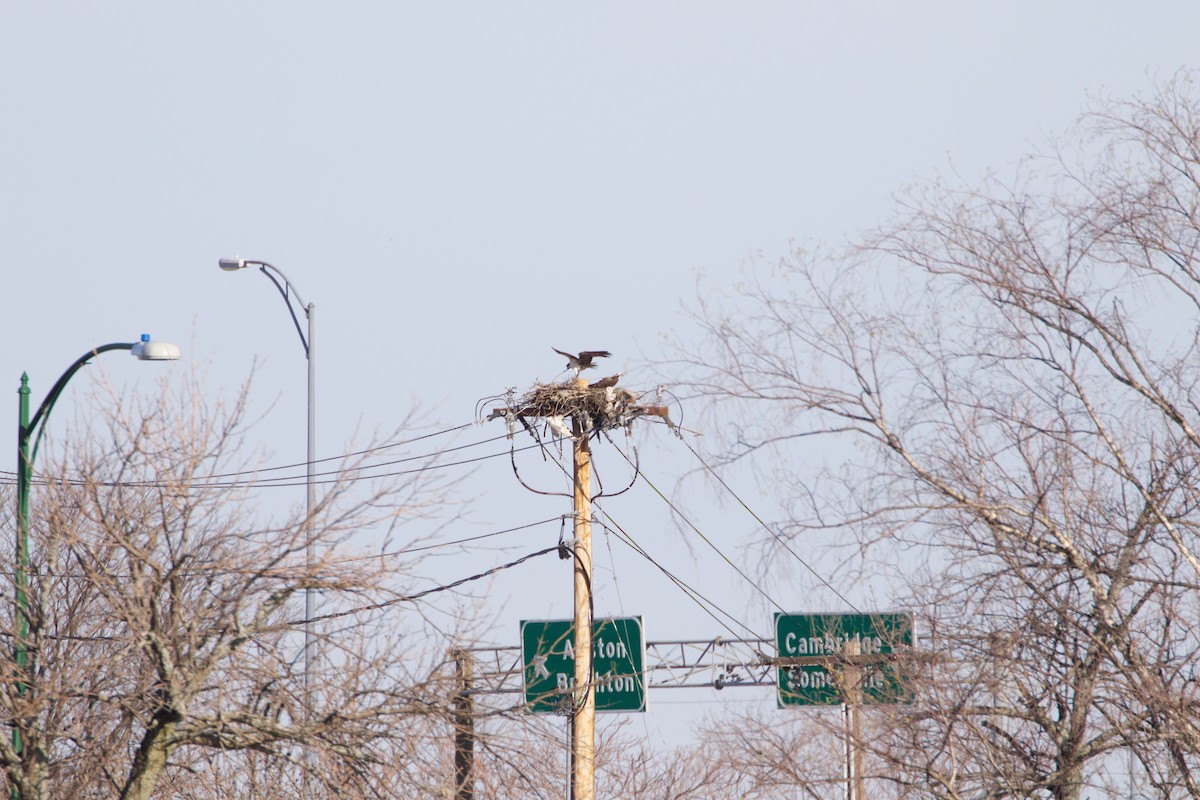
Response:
[22,336,181,465]
[219,257,311,356]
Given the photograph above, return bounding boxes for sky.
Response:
[3,2,1200,752]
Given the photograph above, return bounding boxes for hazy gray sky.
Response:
[3,2,1199,746]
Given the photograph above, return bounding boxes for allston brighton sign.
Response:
[520,616,646,713]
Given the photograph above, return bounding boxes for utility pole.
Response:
[570,418,595,800]
[451,648,475,800]
[487,367,672,800]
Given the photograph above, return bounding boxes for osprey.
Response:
[588,373,622,390]
[552,347,612,375]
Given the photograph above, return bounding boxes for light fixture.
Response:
[218,257,248,271]
[130,334,181,361]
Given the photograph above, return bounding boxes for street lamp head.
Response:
[218,257,248,271]
[130,334,181,361]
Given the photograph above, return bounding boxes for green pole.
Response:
[11,344,139,799]
[13,374,29,773]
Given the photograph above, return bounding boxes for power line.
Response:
[0,435,547,491]
[197,423,490,480]
[0,545,564,645]
[676,435,861,614]
[590,507,767,642]
[0,516,567,581]
[181,437,539,489]
[609,439,789,617]
[0,420,478,482]
[290,546,561,626]
[319,516,566,569]
[0,420,506,489]
[195,421,480,479]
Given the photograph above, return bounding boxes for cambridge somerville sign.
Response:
[774,611,914,707]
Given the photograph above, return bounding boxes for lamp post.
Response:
[13,335,180,785]
[217,257,317,720]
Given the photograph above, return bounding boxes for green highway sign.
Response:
[520,617,646,714]
[775,611,914,707]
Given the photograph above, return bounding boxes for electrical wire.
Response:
[195,421,479,480]
[0,435,547,491]
[608,440,789,616]
[676,435,861,613]
[289,546,561,626]
[590,506,767,642]
[0,544,562,645]
[197,424,496,482]
[179,437,539,489]
[0,420,505,490]
[0,420,477,484]
[0,516,567,581]
[386,516,563,556]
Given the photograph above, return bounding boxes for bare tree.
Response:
[463,711,732,800]
[671,72,1200,800]
[695,707,850,800]
[0,368,467,800]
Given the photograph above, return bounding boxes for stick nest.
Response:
[492,379,644,435]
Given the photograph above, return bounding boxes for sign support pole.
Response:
[451,648,475,800]
[843,639,865,800]
[571,419,595,800]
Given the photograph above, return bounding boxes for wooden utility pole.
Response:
[570,418,595,800]
[452,649,475,800]
[486,371,673,800]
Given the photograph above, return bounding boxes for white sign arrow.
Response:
[533,654,550,680]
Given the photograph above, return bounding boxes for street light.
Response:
[217,257,317,714]
[13,335,180,776]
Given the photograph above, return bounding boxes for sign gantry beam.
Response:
[465,638,777,696]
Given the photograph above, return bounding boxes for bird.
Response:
[588,373,622,390]
[552,347,612,375]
